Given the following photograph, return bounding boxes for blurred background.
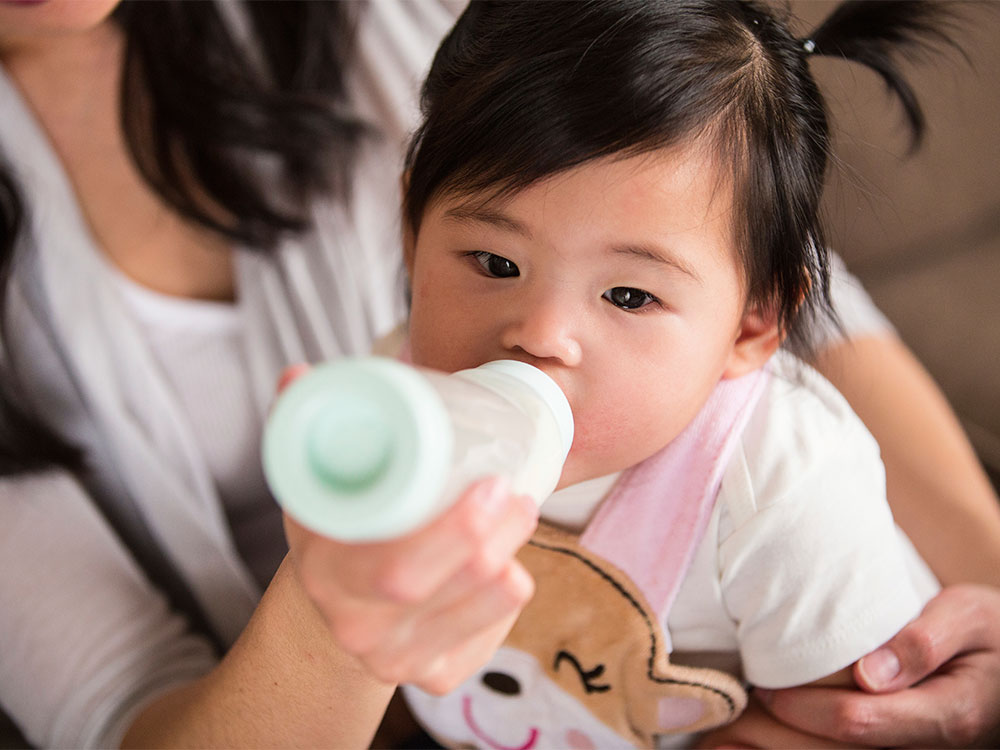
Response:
[790,0,1000,490]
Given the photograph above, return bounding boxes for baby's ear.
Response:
[722,304,781,379]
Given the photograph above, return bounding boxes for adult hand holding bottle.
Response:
[273,362,543,693]
[284,477,538,693]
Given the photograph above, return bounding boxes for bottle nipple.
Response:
[306,400,393,492]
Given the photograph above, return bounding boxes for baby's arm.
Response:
[772,258,1000,746]
[714,360,934,693]
[758,334,1000,748]
[697,333,1000,748]
[687,356,935,748]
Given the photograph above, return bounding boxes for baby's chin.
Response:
[555,435,669,491]
[554,454,622,491]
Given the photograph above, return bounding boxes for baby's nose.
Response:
[500,301,582,367]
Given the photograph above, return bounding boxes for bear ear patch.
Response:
[657,696,705,731]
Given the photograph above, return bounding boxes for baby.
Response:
[389,0,949,747]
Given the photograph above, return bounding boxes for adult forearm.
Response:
[812,334,1000,586]
[122,558,394,748]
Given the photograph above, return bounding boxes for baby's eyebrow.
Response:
[611,243,701,282]
[442,205,533,239]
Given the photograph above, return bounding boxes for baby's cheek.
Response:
[563,405,671,484]
[408,317,482,373]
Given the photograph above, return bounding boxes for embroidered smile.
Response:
[461,695,539,750]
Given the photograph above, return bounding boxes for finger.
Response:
[285,476,507,603]
[365,559,533,671]
[855,584,994,692]
[424,495,540,611]
[356,477,537,604]
[760,659,1000,748]
[408,560,534,667]
[286,490,535,628]
[364,566,530,693]
[413,609,525,696]
[348,555,534,679]
[697,697,851,749]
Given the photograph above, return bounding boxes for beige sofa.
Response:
[792,0,1000,489]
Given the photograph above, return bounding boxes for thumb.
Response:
[854,584,990,692]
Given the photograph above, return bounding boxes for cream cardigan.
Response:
[0,2,454,745]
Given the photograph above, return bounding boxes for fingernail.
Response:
[859,647,900,688]
[276,363,310,393]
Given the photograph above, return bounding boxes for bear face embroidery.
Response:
[405,522,747,749]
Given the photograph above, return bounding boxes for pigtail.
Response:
[805,0,959,149]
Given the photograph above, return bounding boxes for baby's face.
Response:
[406,143,776,488]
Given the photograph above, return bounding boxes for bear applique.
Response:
[406,522,746,749]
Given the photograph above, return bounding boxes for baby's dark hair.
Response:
[404,0,956,355]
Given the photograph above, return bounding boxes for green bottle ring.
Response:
[262,357,454,541]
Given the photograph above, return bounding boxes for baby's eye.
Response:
[602,286,658,310]
[469,251,519,278]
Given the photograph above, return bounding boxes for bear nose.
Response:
[482,671,521,696]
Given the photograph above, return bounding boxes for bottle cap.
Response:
[262,357,453,541]
[468,360,575,460]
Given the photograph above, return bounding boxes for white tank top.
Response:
[107,266,286,589]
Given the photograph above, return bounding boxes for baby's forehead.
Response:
[431,140,737,223]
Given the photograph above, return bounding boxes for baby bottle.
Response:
[262,356,574,541]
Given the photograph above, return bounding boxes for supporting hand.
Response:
[756,584,1000,748]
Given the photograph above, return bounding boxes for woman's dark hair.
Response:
[404,0,956,355]
[0,1,364,475]
[115,0,366,247]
